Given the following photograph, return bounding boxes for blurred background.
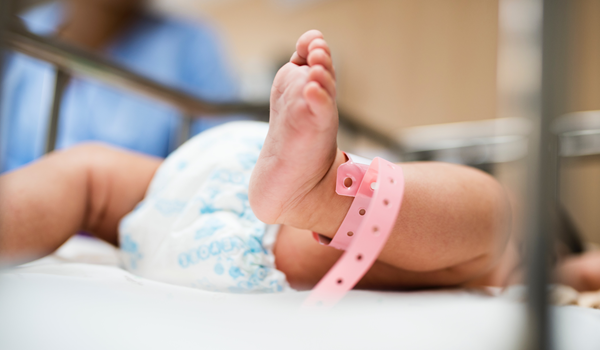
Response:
[2,0,599,244]
[2,1,600,348]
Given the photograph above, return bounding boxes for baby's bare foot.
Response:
[249,30,346,230]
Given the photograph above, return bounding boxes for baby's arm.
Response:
[0,143,161,266]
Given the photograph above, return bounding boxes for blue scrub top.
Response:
[1,3,241,172]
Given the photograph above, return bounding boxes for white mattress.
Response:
[1,235,599,350]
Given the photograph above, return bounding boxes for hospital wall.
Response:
[199,0,499,132]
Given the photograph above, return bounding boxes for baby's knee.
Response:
[59,142,114,160]
[32,143,108,178]
[53,142,127,172]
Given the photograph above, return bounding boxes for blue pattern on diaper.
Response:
[121,234,143,269]
[214,263,224,275]
[155,199,186,216]
[237,153,258,170]
[221,237,237,252]
[178,237,243,269]
[229,266,244,279]
[195,218,224,239]
[198,198,218,215]
[176,161,187,170]
[246,236,266,255]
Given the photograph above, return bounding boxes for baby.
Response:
[1,30,598,293]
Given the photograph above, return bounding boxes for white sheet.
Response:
[1,235,599,350]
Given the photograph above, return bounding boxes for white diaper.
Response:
[118,121,292,293]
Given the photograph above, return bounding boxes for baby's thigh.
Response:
[274,225,516,290]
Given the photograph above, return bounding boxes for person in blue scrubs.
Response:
[1,0,241,172]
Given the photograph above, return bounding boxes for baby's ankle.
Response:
[278,148,352,236]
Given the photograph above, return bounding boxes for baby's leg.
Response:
[251,30,513,289]
[0,143,161,266]
[274,225,519,290]
[557,251,600,292]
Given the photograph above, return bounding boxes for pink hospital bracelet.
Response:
[303,153,405,308]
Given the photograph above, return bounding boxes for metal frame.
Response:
[0,0,11,168]
[44,68,68,153]
[5,22,271,117]
[525,1,568,349]
[555,111,600,157]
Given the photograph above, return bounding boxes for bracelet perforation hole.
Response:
[359,209,366,216]
[347,231,354,237]
[389,177,395,184]
[337,278,343,284]
[343,177,353,188]
[383,199,389,206]
[356,254,363,261]
[372,226,379,235]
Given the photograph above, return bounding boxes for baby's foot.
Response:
[249,30,346,229]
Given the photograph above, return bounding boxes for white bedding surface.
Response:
[1,236,599,350]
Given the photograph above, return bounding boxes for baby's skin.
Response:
[1,30,599,292]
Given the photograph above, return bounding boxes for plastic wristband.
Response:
[303,152,405,308]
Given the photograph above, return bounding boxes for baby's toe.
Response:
[304,81,335,120]
[308,65,336,98]
[308,38,331,57]
[307,48,334,77]
[292,30,324,65]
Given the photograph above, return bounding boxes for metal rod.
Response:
[44,68,69,153]
[525,0,568,349]
[177,113,193,147]
[2,24,270,117]
[0,0,13,168]
[338,110,404,155]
